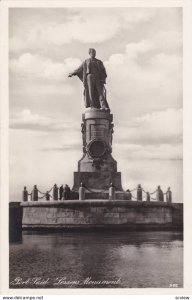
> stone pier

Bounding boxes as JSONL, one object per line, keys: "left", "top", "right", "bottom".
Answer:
{"left": 19, "top": 200, "right": 183, "bottom": 231}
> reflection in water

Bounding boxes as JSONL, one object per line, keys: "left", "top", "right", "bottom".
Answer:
{"left": 9, "top": 231, "right": 183, "bottom": 288}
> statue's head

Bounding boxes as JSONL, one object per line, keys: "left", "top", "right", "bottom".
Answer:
{"left": 88, "top": 48, "right": 96, "bottom": 58}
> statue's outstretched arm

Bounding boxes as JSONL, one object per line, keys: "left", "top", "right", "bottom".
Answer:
{"left": 68, "top": 63, "right": 83, "bottom": 77}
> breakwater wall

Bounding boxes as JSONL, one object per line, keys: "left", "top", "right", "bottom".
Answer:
{"left": 13, "top": 200, "right": 183, "bottom": 230}
{"left": 9, "top": 202, "right": 23, "bottom": 242}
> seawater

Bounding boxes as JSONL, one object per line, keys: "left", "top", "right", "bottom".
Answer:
{"left": 9, "top": 231, "right": 183, "bottom": 288}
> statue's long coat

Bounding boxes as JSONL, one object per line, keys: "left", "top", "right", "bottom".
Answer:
{"left": 73, "top": 58, "right": 107, "bottom": 108}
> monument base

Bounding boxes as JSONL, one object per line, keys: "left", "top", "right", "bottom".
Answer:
{"left": 73, "top": 109, "right": 124, "bottom": 192}
{"left": 73, "top": 171, "right": 123, "bottom": 192}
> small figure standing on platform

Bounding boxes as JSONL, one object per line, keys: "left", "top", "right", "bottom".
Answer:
{"left": 137, "top": 184, "right": 142, "bottom": 201}
{"left": 126, "top": 189, "right": 132, "bottom": 201}
{"left": 22, "top": 186, "right": 29, "bottom": 202}
{"left": 53, "top": 184, "right": 59, "bottom": 201}
{"left": 45, "top": 191, "right": 52, "bottom": 201}
{"left": 109, "top": 182, "right": 115, "bottom": 200}
{"left": 79, "top": 182, "right": 86, "bottom": 200}
{"left": 156, "top": 186, "right": 164, "bottom": 202}
{"left": 59, "top": 184, "right": 64, "bottom": 200}
{"left": 146, "top": 192, "right": 150, "bottom": 202}
{"left": 166, "top": 187, "right": 172, "bottom": 203}
{"left": 32, "top": 185, "right": 38, "bottom": 201}
{"left": 63, "top": 184, "right": 71, "bottom": 200}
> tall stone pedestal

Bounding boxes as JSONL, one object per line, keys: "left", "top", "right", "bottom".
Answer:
{"left": 73, "top": 109, "right": 123, "bottom": 192}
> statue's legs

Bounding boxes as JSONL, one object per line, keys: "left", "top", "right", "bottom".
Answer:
{"left": 87, "top": 74, "right": 108, "bottom": 109}
{"left": 95, "top": 81, "right": 108, "bottom": 109}
{"left": 87, "top": 74, "right": 97, "bottom": 108}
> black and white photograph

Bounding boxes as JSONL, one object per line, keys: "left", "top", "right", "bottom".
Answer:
{"left": 1, "top": 0, "right": 189, "bottom": 294}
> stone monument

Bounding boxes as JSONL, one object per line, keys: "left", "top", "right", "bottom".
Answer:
{"left": 69, "top": 48, "right": 123, "bottom": 192}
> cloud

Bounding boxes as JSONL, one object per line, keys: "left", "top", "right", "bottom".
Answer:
{"left": 10, "top": 109, "right": 79, "bottom": 132}
{"left": 152, "top": 30, "right": 182, "bottom": 53}
{"left": 10, "top": 34, "right": 182, "bottom": 107}
{"left": 105, "top": 38, "right": 182, "bottom": 118}
{"left": 9, "top": 8, "right": 156, "bottom": 52}
{"left": 113, "top": 108, "right": 182, "bottom": 161}
{"left": 106, "top": 37, "right": 181, "bottom": 71}
{"left": 116, "top": 108, "right": 182, "bottom": 145}
{"left": 114, "top": 143, "right": 182, "bottom": 161}
{"left": 10, "top": 108, "right": 182, "bottom": 161}
{"left": 10, "top": 53, "right": 81, "bottom": 81}
{"left": 42, "top": 144, "right": 81, "bottom": 152}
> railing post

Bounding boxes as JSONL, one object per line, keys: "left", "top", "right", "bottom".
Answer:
{"left": 109, "top": 183, "right": 115, "bottom": 200}
{"left": 32, "top": 185, "right": 38, "bottom": 201}
{"left": 137, "top": 184, "right": 142, "bottom": 201}
{"left": 22, "top": 186, "right": 28, "bottom": 202}
{"left": 79, "top": 182, "right": 86, "bottom": 200}
{"left": 166, "top": 187, "right": 172, "bottom": 203}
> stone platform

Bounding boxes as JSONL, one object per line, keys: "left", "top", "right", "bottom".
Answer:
{"left": 73, "top": 171, "right": 122, "bottom": 191}
{"left": 71, "top": 190, "right": 135, "bottom": 200}
{"left": 16, "top": 200, "right": 183, "bottom": 231}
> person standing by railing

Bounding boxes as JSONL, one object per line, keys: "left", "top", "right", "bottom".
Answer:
{"left": 22, "top": 186, "right": 31, "bottom": 202}
{"left": 126, "top": 189, "right": 132, "bottom": 201}
{"left": 45, "top": 191, "right": 52, "bottom": 201}
{"left": 53, "top": 184, "right": 59, "bottom": 201}
{"left": 59, "top": 184, "right": 64, "bottom": 200}
{"left": 146, "top": 192, "right": 150, "bottom": 202}
{"left": 156, "top": 186, "right": 164, "bottom": 202}
{"left": 63, "top": 184, "right": 71, "bottom": 200}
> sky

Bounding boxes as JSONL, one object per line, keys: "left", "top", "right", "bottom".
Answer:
{"left": 9, "top": 7, "right": 182, "bottom": 202}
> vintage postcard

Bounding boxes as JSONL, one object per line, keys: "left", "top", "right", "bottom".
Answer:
{"left": 1, "top": 0, "right": 192, "bottom": 297}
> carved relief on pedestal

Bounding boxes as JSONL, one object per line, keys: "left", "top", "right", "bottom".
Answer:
{"left": 89, "top": 124, "right": 107, "bottom": 140}
{"left": 109, "top": 123, "right": 114, "bottom": 147}
{"left": 81, "top": 121, "right": 86, "bottom": 153}
{"left": 81, "top": 114, "right": 113, "bottom": 161}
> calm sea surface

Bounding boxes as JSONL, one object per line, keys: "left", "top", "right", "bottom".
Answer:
{"left": 9, "top": 231, "right": 183, "bottom": 289}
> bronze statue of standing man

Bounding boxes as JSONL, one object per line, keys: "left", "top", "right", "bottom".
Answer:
{"left": 68, "top": 48, "right": 110, "bottom": 111}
